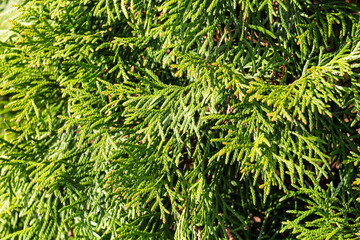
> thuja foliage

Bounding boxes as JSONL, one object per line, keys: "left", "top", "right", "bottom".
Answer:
{"left": 1, "top": 0, "right": 360, "bottom": 239}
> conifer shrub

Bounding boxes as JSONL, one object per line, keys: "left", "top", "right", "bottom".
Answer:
{"left": 1, "top": 0, "right": 360, "bottom": 239}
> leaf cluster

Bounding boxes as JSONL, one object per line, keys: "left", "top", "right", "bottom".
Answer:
{"left": 1, "top": 0, "right": 360, "bottom": 239}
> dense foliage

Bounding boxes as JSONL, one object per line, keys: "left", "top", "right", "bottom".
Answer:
{"left": 1, "top": 0, "right": 360, "bottom": 239}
